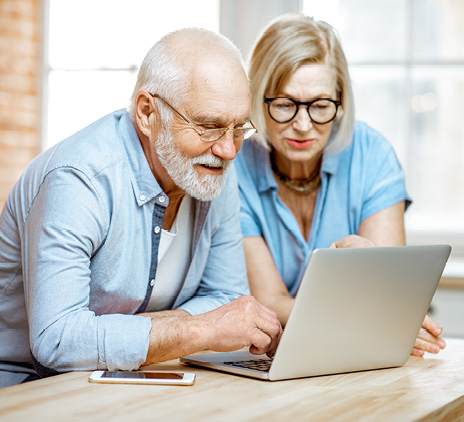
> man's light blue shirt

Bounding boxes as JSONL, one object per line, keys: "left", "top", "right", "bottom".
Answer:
{"left": 236, "top": 121, "right": 411, "bottom": 296}
{"left": 0, "top": 109, "right": 248, "bottom": 378}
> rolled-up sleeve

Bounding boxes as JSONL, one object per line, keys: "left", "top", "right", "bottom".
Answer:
{"left": 23, "top": 167, "right": 151, "bottom": 373}
{"left": 359, "top": 132, "right": 412, "bottom": 222}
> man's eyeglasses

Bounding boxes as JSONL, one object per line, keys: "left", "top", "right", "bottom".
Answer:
{"left": 149, "top": 93, "right": 257, "bottom": 142}
{"left": 264, "top": 97, "right": 341, "bottom": 124}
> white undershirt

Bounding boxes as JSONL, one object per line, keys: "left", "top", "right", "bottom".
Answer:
{"left": 146, "top": 195, "right": 193, "bottom": 312}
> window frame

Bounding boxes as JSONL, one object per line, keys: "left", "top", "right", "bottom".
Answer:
{"left": 41, "top": 0, "right": 464, "bottom": 275}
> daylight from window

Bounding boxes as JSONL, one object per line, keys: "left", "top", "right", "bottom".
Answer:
{"left": 304, "top": 0, "right": 464, "bottom": 241}
{"left": 46, "top": 0, "right": 219, "bottom": 150}
{"left": 46, "top": 0, "right": 464, "bottom": 263}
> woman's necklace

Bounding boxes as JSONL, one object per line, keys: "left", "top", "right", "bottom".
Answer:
{"left": 270, "top": 153, "right": 321, "bottom": 193}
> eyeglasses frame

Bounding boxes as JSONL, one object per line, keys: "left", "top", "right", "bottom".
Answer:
{"left": 148, "top": 92, "right": 257, "bottom": 142}
{"left": 264, "top": 96, "right": 342, "bottom": 125}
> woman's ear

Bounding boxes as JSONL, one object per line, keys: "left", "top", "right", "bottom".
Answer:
{"left": 134, "top": 90, "right": 161, "bottom": 138}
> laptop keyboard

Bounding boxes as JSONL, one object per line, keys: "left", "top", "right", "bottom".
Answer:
{"left": 223, "top": 359, "right": 272, "bottom": 372}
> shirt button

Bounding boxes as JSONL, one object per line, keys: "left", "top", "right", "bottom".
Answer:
{"left": 150, "top": 279, "right": 155, "bottom": 287}
{"left": 158, "top": 195, "right": 165, "bottom": 203}
{"left": 154, "top": 226, "right": 161, "bottom": 234}
{"left": 140, "top": 194, "right": 146, "bottom": 201}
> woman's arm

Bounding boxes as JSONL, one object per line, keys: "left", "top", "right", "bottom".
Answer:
{"left": 358, "top": 201, "right": 406, "bottom": 246}
{"left": 243, "top": 236, "right": 295, "bottom": 327}
{"left": 328, "top": 202, "right": 405, "bottom": 248}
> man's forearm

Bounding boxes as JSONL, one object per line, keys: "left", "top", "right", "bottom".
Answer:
{"left": 140, "top": 309, "right": 208, "bottom": 365}
{"left": 140, "top": 296, "right": 283, "bottom": 365}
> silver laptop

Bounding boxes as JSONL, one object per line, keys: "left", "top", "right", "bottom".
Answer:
{"left": 180, "top": 245, "right": 451, "bottom": 381}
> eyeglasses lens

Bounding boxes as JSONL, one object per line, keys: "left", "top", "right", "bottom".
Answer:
{"left": 269, "top": 99, "right": 337, "bottom": 124}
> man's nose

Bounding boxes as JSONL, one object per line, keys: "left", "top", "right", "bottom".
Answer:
{"left": 211, "top": 129, "right": 242, "bottom": 161}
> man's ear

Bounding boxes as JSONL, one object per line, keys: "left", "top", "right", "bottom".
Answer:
{"left": 134, "top": 90, "right": 161, "bottom": 138}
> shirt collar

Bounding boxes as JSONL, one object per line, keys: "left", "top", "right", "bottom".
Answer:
{"left": 118, "top": 110, "right": 164, "bottom": 206}
{"left": 256, "top": 145, "right": 278, "bottom": 194}
{"left": 320, "top": 140, "right": 340, "bottom": 176}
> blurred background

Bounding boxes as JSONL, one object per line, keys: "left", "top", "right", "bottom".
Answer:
{"left": 0, "top": 0, "right": 463, "bottom": 336}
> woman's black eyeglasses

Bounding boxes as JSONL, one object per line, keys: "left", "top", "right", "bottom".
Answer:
{"left": 264, "top": 97, "right": 341, "bottom": 124}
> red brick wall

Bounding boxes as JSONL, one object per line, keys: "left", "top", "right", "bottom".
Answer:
{"left": 0, "top": 0, "right": 42, "bottom": 209}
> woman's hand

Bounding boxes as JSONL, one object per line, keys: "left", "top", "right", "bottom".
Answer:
{"left": 328, "top": 234, "right": 374, "bottom": 249}
{"left": 411, "top": 315, "right": 446, "bottom": 356}
{"left": 243, "top": 236, "right": 295, "bottom": 327}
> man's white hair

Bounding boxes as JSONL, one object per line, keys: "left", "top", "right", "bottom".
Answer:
{"left": 127, "top": 27, "right": 246, "bottom": 123}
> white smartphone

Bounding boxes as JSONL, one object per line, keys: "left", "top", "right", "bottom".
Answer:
{"left": 89, "top": 370, "right": 195, "bottom": 385}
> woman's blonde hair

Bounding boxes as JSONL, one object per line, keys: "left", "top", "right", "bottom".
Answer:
{"left": 248, "top": 13, "right": 355, "bottom": 152}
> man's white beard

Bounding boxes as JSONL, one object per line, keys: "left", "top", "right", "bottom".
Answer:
{"left": 156, "top": 126, "right": 231, "bottom": 201}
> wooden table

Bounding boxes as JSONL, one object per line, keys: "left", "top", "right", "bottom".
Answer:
{"left": 439, "top": 276, "right": 464, "bottom": 289}
{"left": 1, "top": 339, "right": 464, "bottom": 422}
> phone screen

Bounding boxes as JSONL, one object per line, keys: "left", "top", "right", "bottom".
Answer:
{"left": 89, "top": 370, "right": 195, "bottom": 385}
{"left": 100, "top": 371, "right": 183, "bottom": 380}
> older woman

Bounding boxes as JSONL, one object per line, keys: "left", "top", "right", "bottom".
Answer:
{"left": 236, "top": 13, "right": 445, "bottom": 356}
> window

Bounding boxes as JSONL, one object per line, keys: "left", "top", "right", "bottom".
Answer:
{"left": 303, "top": 0, "right": 464, "bottom": 272}
{"left": 44, "top": 0, "right": 464, "bottom": 273}
{"left": 45, "top": 0, "right": 219, "bottom": 150}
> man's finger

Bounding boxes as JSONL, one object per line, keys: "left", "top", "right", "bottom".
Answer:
{"left": 248, "top": 330, "right": 274, "bottom": 355}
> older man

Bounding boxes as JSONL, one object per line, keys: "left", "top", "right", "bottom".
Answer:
{"left": 0, "top": 28, "right": 282, "bottom": 387}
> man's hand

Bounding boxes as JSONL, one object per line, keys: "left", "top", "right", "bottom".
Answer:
{"left": 328, "top": 235, "right": 374, "bottom": 249}
{"left": 411, "top": 315, "right": 446, "bottom": 356}
{"left": 198, "top": 295, "right": 282, "bottom": 357}
{"left": 142, "top": 295, "right": 282, "bottom": 365}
